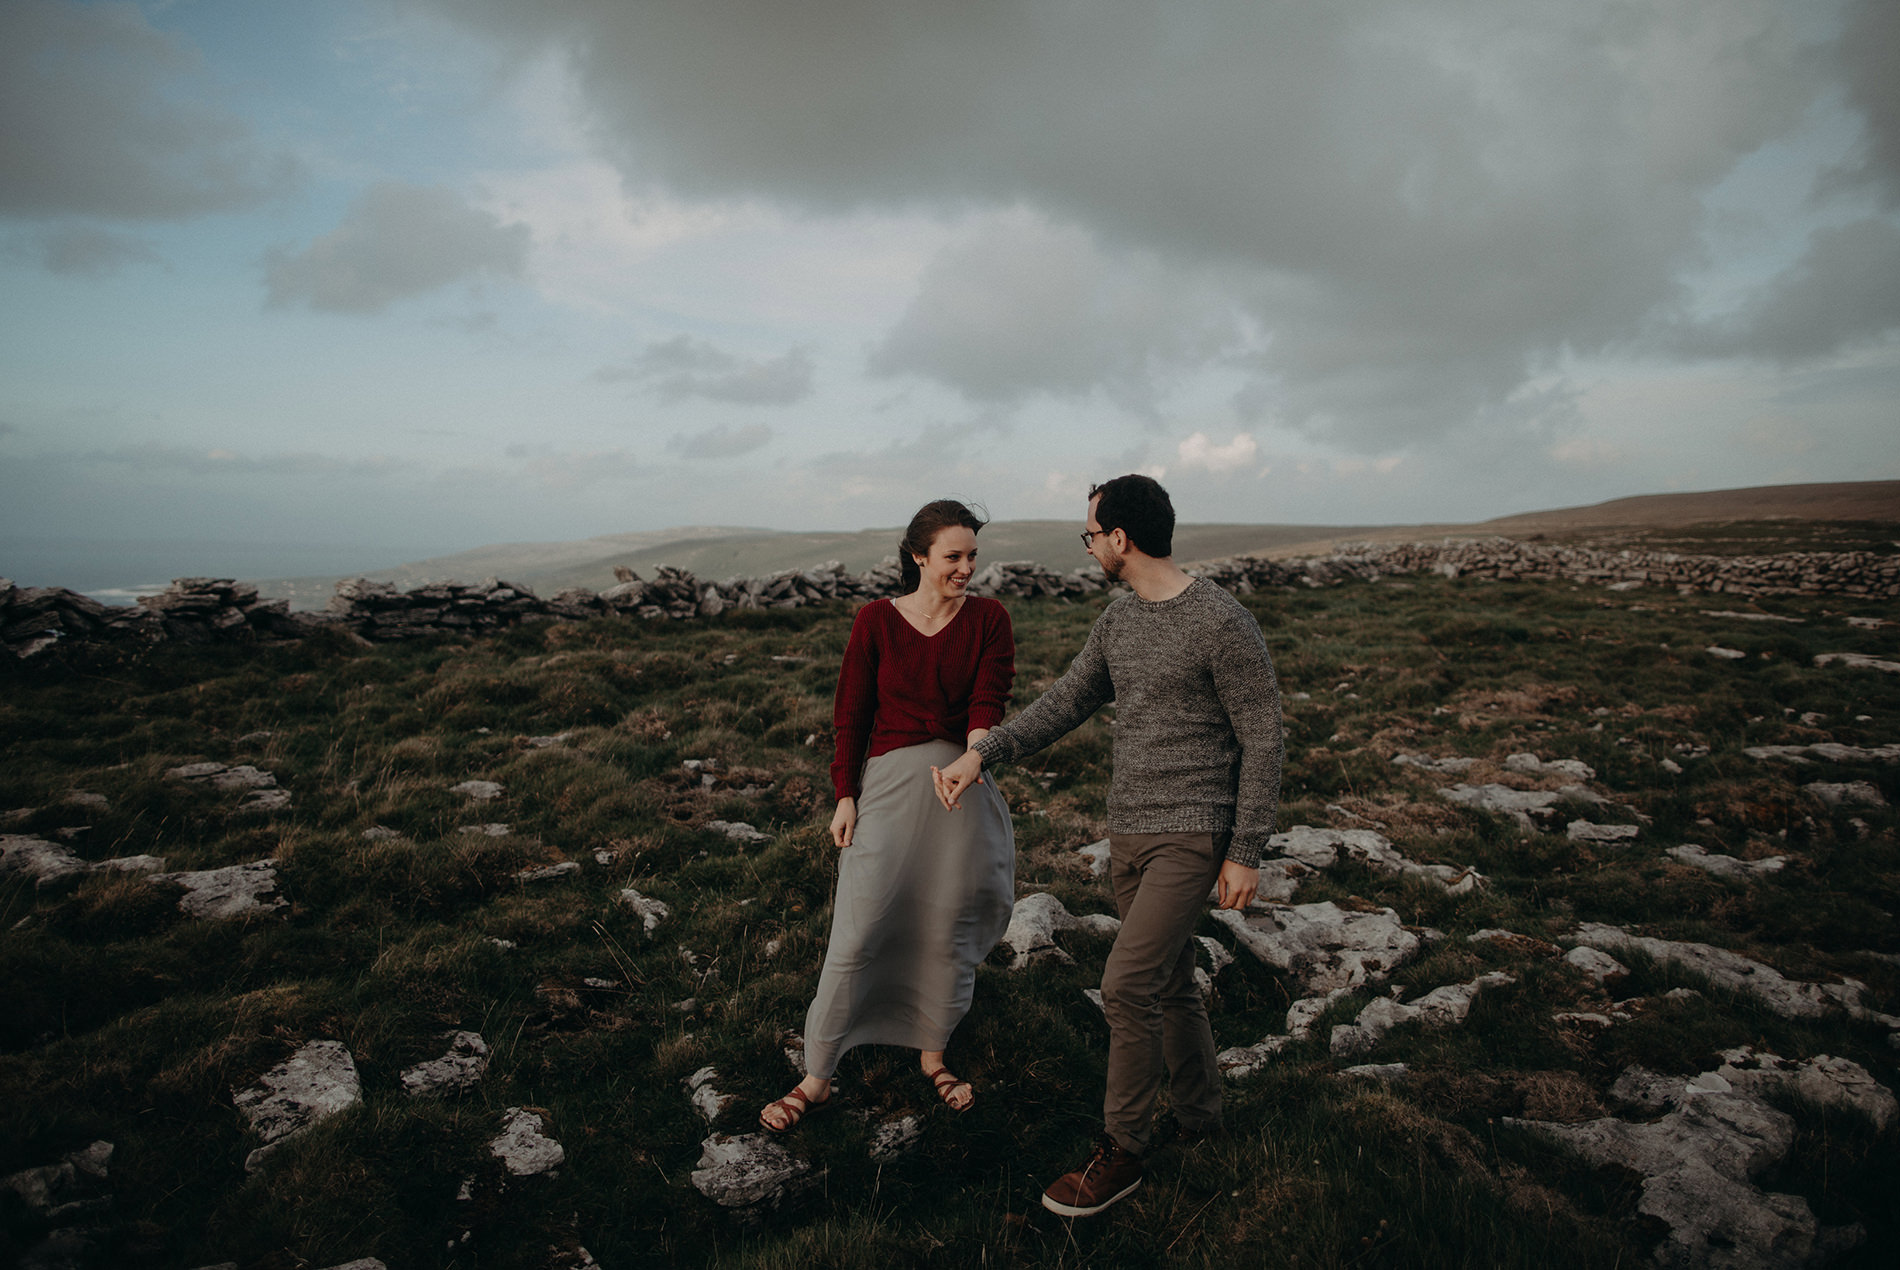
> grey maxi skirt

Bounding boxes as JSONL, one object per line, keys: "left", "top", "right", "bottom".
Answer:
{"left": 803, "top": 738, "right": 1015, "bottom": 1079}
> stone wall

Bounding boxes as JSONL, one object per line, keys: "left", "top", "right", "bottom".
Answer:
{"left": 6, "top": 537, "right": 1895, "bottom": 661}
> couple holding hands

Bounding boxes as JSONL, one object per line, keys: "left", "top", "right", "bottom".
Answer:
{"left": 759, "top": 475, "right": 1284, "bottom": 1219}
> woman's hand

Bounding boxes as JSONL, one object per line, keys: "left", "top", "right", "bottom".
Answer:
{"left": 931, "top": 749, "right": 985, "bottom": 811}
{"left": 830, "top": 797, "right": 857, "bottom": 849}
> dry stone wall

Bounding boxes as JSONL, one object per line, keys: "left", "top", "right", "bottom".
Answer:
{"left": 6, "top": 535, "right": 1895, "bottom": 661}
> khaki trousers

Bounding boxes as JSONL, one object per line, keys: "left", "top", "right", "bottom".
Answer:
{"left": 1101, "top": 830, "right": 1226, "bottom": 1155}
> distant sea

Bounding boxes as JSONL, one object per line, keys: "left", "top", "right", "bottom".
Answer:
{"left": 0, "top": 538, "right": 442, "bottom": 605}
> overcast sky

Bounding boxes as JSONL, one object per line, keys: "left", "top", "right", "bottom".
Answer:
{"left": 2, "top": 0, "right": 1896, "bottom": 586}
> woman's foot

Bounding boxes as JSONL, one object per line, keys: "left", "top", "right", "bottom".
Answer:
{"left": 759, "top": 1078, "right": 830, "bottom": 1133}
{"left": 924, "top": 1065, "right": 974, "bottom": 1112}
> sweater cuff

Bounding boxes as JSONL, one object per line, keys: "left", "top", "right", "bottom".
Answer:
{"left": 1224, "top": 833, "right": 1267, "bottom": 869}
{"left": 972, "top": 731, "right": 1013, "bottom": 768}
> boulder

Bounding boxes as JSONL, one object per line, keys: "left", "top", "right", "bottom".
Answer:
{"left": 1210, "top": 901, "right": 1423, "bottom": 993}
{"left": 690, "top": 1132, "right": 814, "bottom": 1211}
{"left": 1707, "top": 1047, "right": 1896, "bottom": 1133}
{"left": 868, "top": 1115, "right": 923, "bottom": 1162}
{"left": 1666, "top": 845, "right": 1788, "bottom": 880}
{"left": 490, "top": 1107, "right": 565, "bottom": 1176}
{"left": 1804, "top": 780, "right": 1886, "bottom": 809}
{"left": 1329, "top": 973, "right": 1513, "bottom": 1057}
{"left": 400, "top": 1031, "right": 489, "bottom": 1097}
{"left": 997, "top": 892, "right": 1121, "bottom": 970}
{"left": 685, "top": 1066, "right": 737, "bottom": 1125}
{"left": 151, "top": 859, "right": 285, "bottom": 920}
{"left": 1563, "top": 945, "right": 1629, "bottom": 986}
{"left": 233, "top": 1041, "right": 361, "bottom": 1172}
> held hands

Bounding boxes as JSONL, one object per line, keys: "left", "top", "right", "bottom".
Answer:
{"left": 930, "top": 749, "right": 985, "bottom": 811}
{"left": 1214, "top": 860, "right": 1259, "bottom": 910}
{"left": 830, "top": 797, "right": 857, "bottom": 849}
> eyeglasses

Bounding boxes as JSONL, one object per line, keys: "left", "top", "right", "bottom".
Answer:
{"left": 1080, "top": 528, "right": 1107, "bottom": 547}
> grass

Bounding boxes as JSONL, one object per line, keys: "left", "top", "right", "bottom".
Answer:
{"left": 2, "top": 571, "right": 1897, "bottom": 1268}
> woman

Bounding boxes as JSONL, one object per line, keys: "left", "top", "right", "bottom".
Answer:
{"left": 760, "top": 499, "right": 1016, "bottom": 1132}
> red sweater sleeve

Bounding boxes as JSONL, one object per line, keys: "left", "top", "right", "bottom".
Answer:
{"left": 830, "top": 604, "right": 880, "bottom": 799}
{"left": 967, "top": 600, "right": 1015, "bottom": 733}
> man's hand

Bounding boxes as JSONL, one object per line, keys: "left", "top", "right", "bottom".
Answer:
{"left": 830, "top": 797, "right": 857, "bottom": 848}
{"left": 1215, "top": 860, "right": 1259, "bottom": 910}
{"left": 931, "top": 749, "right": 985, "bottom": 810}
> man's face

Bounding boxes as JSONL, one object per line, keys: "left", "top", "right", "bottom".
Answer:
{"left": 1085, "top": 496, "right": 1124, "bottom": 580}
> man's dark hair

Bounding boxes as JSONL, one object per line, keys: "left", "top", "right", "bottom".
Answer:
{"left": 1089, "top": 474, "right": 1174, "bottom": 558}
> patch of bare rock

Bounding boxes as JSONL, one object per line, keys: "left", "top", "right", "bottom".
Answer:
{"left": 490, "top": 1107, "right": 565, "bottom": 1177}
{"left": 1330, "top": 972, "right": 1515, "bottom": 1057}
{"left": 165, "top": 761, "right": 289, "bottom": 812}
{"left": 998, "top": 892, "right": 1122, "bottom": 970}
{"left": 1744, "top": 742, "right": 1900, "bottom": 764}
{"left": 233, "top": 1040, "right": 361, "bottom": 1172}
{"left": 401, "top": 1031, "right": 490, "bottom": 1097}
{"left": 1511, "top": 1047, "right": 1893, "bottom": 1269}
{"left": 151, "top": 859, "right": 285, "bottom": 920}
{"left": 2, "top": 1140, "right": 117, "bottom": 1269}
{"left": 1666, "top": 844, "right": 1788, "bottom": 879}
{"left": 1439, "top": 783, "right": 1603, "bottom": 833}
{"left": 1261, "top": 825, "right": 1484, "bottom": 896}
{"left": 616, "top": 888, "right": 670, "bottom": 934}
{"left": 690, "top": 1133, "right": 816, "bottom": 1218}
{"left": 0, "top": 834, "right": 164, "bottom": 888}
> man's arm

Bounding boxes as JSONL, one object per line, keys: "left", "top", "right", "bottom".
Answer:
{"left": 934, "top": 617, "right": 1115, "bottom": 809}
{"left": 1210, "top": 607, "right": 1284, "bottom": 869}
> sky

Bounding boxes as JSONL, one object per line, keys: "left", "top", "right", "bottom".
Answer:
{"left": 2, "top": 0, "right": 1897, "bottom": 589}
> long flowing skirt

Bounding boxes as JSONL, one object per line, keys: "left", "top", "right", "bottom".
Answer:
{"left": 803, "top": 738, "right": 1015, "bottom": 1078}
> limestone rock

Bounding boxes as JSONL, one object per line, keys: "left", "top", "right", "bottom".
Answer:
{"left": 1440, "top": 783, "right": 1600, "bottom": 832}
{"left": 1567, "top": 820, "right": 1640, "bottom": 843}
{"left": 1196, "top": 935, "right": 1234, "bottom": 976}
{"left": 1287, "top": 987, "right": 1355, "bottom": 1039}
{"left": 617, "top": 888, "right": 670, "bottom": 933}
{"left": 1392, "top": 753, "right": 1476, "bottom": 774}
{"left": 1563, "top": 945, "right": 1629, "bottom": 985}
{"left": 1804, "top": 780, "right": 1886, "bottom": 809}
{"left": 1216, "top": 1033, "right": 1291, "bottom": 1079}
{"left": 690, "top": 1132, "right": 814, "bottom": 1211}
{"left": 1710, "top": 1047, "right": 1896, "bottom": 1133}
{"left": 1210, "top": 901, "right": 1423, "bottom": 993}
{"left": 1075, "top": 838, "right": 1110, "bottom": 876}
{"left": 1342, "top": 1063, "right": 1410, "bottom": 1081}
{"left": 1, "top": 1140, "right": 113, "bottom": 1214}
{"left": 1467, "top": 928, "right": 1563, "bottom": 958}
{"left": 1743, "top": 742, "right": 1900, "bottom": 764}
{"left": 234, "top": 1041, "right": 361, "bottom": 1172}
{"left": 1506, "top": 753, "right": 1597, "bottom": 781}
{"left": 1265, "top": 825, "right": 1483, "bottom": 893}
{"left": 685, "top": 1066, "right": 737, "bottom": 1125}
{"left": 400, "top": 1031, "right": 489, "bottom": 1097}
{"left": 240, "top": 787, "right": 291, "bottom": 813}
{"left": 451, "top": 780, "right": 504, "bottom": 800}
{"left": 0, "top": 834, "right": 88, "bottom": 885}
{"left": 490, "top": 1107, "right": 565, "bottom": 1176}
{"left": 868, "top": 1114, "right": 923, "bottom": 1162}
{"left": 164, "top": 762, "right": 278, "bottom": 790}
{"left": 998, "top": 892, "right": 1120, "bottom": 970}
{"left": 460, "top": 823, "right": 511, "bottom": 836}
{"left": 361, "top": 825, "right": 403, "bottom": 841}
{"left": 1705, "top": 645, "right": 1747, "bottom": 660}
{"left": 515, "top": 861, "right": 581, "bottom": 883}
{"left": 152, "top": 859, "right": 285, "bottom": 920}
{"left": 1509, "top": 1092, "right": 1862, "bottom": 1269}
{"left": 1329, "top": 972, "right": 1513, "bottom": 1056}
{"left": 1814, "top": 651, "right": 1900, "bottom": 674}
{"left": 704, "top": 820, "right": 770, "bottom": 845}
{"left": 1571, "top": 924, "right": 1870, "bottom": 1021}
{"left": 1666, "top": 844, "right": 1788, "bottom": 880}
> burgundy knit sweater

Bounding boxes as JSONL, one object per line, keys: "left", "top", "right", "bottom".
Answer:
{"left": 830, "top": 596, "right": 1015, "bottom": 800}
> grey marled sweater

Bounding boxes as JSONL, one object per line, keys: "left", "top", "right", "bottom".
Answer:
{"left": 972, "top": 578, "right": 1283, "bottom": 867}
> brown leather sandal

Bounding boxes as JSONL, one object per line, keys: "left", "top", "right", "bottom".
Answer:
{"left": 925, "top": 1066, "right": 974, "bottom": 1112}
{"left": 759, "top": 1084, "right": 828, "bottom": 1133}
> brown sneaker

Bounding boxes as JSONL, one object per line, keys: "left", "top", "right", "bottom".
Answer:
{"left": 1040, "top": 1136, "right": 1143, "bottom": 1217}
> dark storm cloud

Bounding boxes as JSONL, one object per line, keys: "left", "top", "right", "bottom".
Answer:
{"left": 0, "top": 0, "right": 295, "bottom": 220}
{"left": 264, "top": 184, "right": 529, "bottom": 314}
{"left": 1838, "top": 0, "right": 1900, "bottom": 203}
{"left": 595, "top": 336, "right": 814, "bottom": 405}
{"left": 1682, "top": 218, "right": 1900, "bottom": 362}
{"left": 437, "top": 1, "right": 1885, "bottom": 446}
{"left": 4, "top": 225, "right": 164, "bottom": 276}
{"left": 665, "top": 423, "right": 773, "bottom": 459}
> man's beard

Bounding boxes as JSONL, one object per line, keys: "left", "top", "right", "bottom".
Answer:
{"left": 1097, "top": 549, "right": 1123, "bottom": 581}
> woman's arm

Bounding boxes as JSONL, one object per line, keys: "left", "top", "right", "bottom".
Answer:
{"left": 829, "top": 606, "right": 880, "bottom": 801}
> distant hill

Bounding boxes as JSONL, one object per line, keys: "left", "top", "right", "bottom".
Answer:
{"left": 248, "top": 479, "right": 1900, "bottom": 609}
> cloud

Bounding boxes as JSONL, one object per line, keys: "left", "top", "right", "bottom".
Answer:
{"left": 1548, "top": 436, "right": 1627, "bottom": 467}
{"left": 0, "top": 0, "right": 295, "bottom": 219}
{"left": 666, "top": 423, "right": 773, "bottom": 459}
{"left": 83, "top": 441, "right": 398, "bottom": 478}
{"left": 4, "top": 224, "right": 163, "bottom": 276}
{"left": 436, "top": 0, "right": 1849, "bottom": 448}
{"left": 1682, "top": 218, "right": 1900, "bottom": 361}
{"left": 596, "top": 336, "right": 814, "bottom": 404}
{"left": 1838, "top": 0, "right": 1900, "bottom": 204}
{"left": 264, "top": 184, "right": 529, "bottom": 314}
{"left": 503, "top": 445, "right": 647, "bottom": 490}
{"left": 867, "top": 210, "right": 1245, "bottom": 409}
{"left": 1176, "top": 431, "right": 1259, "bottom": 474}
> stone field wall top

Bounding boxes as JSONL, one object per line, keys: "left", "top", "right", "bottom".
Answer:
{"left": 6, "top": 535, "right": 1897, "bottom": 661}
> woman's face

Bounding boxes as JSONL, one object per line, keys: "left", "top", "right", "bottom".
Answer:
{"left": 914, "top": 525, "right": 978, "bottom": 598}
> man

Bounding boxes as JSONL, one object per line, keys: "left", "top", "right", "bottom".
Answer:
{"left": 934, "top": 474, "right": 1283, "bottom": 1218}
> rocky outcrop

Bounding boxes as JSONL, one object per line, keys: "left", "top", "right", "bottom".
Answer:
{"left": 233, "top": 1040, "right": 361, "bottom": 1172}
{"left": 0, "top": 835, "right": 164, "bottom": 888}
{"left": 1329, "top": 972, "right": 1514, "bottom": 1057}
{"left": 151, "top": 859, "right": 285, "bottom": 920}
{"left": 690, "top": 1133, "right": 815, "bottom": 1215}
{"left": 489, "top": 1107, "right": 565, "bottom": 1176}
{"left": 1211, "top": 901, "right": 1427, "bottom": 994}
{"left": 400, "top": 1031, "right": 490, "bottom": 1097}
{"left": 997, "top": 892, "right": 1122, "bottom": 970}
{"left": 1264, "top": 825, "right": 1484, "bottom": 895}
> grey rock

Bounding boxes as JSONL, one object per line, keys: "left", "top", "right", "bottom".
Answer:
{"left": 1211, "top": 901, "right": 1423, "bottom": 993}
{"left": 1196, "top": 935, "right": 1234, "bottom": 976}
{"left": 152, "top": 858, "right": 285, "bottom": 920}
{"left": 1330, "top": 972, "right": 1513, "bottom": 1057}
{"left": 1440, "top": 783, "right": 1600, "bottom": 832}
{"left": 361, "top": 825, "right": 403, "bottom": 841}
{"left": 690, "top": 1132, "right": 814, "bottom": 1210}
{"left": 1666, "top": 844, "right": 1788, "bottom": 879}
{"left": 1804, "top": 780, "right": 1886, "bottom": 809}
{"left": 1567, "top": 820, "right": 1640, "bottom": 843}
{"left": 1509, "top": 1092, "right": 1861, "bottom": 1269}
{"left": 400, "top": 1031, "right": 489, "bottom": 1097}
{"left": 868, "top": 1114, "right": 924, "bottom": 1162}
{"left": 1216, "top": 1033, "right": 1292, "bottom": 1079}
{"left": 998, "top": 892, "right": 1121, "bottom": 970}
{"left": 1392, "top": 753, "right": 1477, "bottom": 774}
{"left": 0, "top": 834, "right": 87, "bottom": 884}
{"left": 450, "top": 780, "right": 504, "bottom": 800}
{"left": 1506, "top": 752, "right": 1597, "bottom": 781}
{"left": 617, "top": 888, "right": 671, "bottom": 933}
{"left": 490, "top": 1107, "right": 564, "bottom": 1176}
{"left": 1287, "top": 987, "right": 1355, "bottom": 1039}
{"left": 515, "top": 861, "right": 581, "bottom": 883}
{"left": 1710, "top": 1046, "right": 1896, "bottom": 1133}
{"left": 1563, "top": 945, "right": 1629, "bottom": 985}
{"left": 63, "top": 791, "right": 109, "bottom": 809}
{"left": 526, "top": 732, "right": 575, "bottom": 748}
{"left": 1265, "top": 824, "right": 1483, "bottom": 893}
{"left": 240, "top": 786, "right": 291, "bottom": 813}
{"left": 234, "top": 1040, "right": 361, "bottom": 1172}
{"left": 685, "top": 1066, "right": 737, "bottom": 1124}
{"left": 1571, "top": 924, "right": 1871, "bottom": 1021}
{"left": 1, "top": 1141, "right": 113, "bottom": 1214}
{"left": 1744, "top": 742, "right": 1900, "bottom": 764}
{"left": 1342, "top": 1063, "right": 1409, "bottom": 1081}
{"left": 1075, "top": 838, "right": 1111, "bottom": 876}
{"left": 1814, "top": 651, "right": 1900, "bottom": 674}
{"left": 165, "top": 762, "right": 278, "bottom": 791}
{"left": 704, "top": 820, "right": 771, "bottom": 845}
{"left": 1705, "top": 645, "right": 1747, "bottom": 660}
{"left": 459, "top": 823, "right": 511, "bottom": 836}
